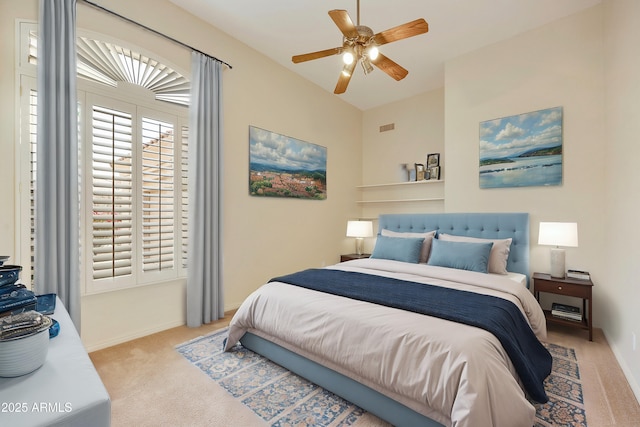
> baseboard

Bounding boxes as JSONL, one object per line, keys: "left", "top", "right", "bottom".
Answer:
{"left": 85, "top": 304, "right": 242, "bottom": 353}
{"left": 225, "top": 301, "right": 243, "bottom": 312}
{"left": 602, "top": 329, "right": 640, "bottom": 405}
{"left": 85, "top": 319, "right": 184, "bottom": 352}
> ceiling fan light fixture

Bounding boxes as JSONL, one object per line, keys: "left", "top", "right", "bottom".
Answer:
{"left": 342, "top": 50, "right": 355, "bottom": 65}
{"left": 367, "top": 45, "right": 379, "bottom": 61}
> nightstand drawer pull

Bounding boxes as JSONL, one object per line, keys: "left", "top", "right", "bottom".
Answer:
{"left": 558, "top": 286, "right": 562, "bottom": 290}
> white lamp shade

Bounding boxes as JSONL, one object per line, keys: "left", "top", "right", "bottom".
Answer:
{"left": 346, "top": 220, "right": 373, "bottom": 238}
{"left": 538, "top": 222, "right": 578, "bottom": 247}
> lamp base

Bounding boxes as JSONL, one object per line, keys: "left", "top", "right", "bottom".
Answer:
{"left": 355, "top": 237, "right": 364, "bottom": 256}
{"left": 550, "top": 248, "right": 566, "bottom": 278}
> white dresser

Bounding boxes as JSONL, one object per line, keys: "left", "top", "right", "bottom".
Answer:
{"left": 0, "top": 298, "right": 111, "bottom": 426}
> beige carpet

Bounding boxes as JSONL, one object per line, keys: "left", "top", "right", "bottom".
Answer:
{"left": 90, "top": 315, "right": 640, "bottom": 427}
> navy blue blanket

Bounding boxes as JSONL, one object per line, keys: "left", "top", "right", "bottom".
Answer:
{"left": 270, "top": 268, "right": 552, "bottom": 403}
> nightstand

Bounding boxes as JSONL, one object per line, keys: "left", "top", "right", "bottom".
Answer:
{"left": 340, "top": 253, "right": 371, "bottom": 262}
{"left": 533, "top": 272, "right": 593, "bottom": 341}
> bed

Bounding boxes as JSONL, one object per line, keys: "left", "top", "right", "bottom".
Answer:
{"left": 225, "top": 213, "right": 551, "bottom": 427}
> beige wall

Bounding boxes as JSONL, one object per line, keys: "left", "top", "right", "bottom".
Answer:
{"left": 359, "top": 89, "right": 445, "bottom": 250}
{"left": 603, "top": 0, "right": 640, "bottom": 400}
{"left": 1, "top": 0, "right": 362, "bottom": 350}
{"left": 444, "top": 4, "right": 606, "bottom": 288}
{"left": 362, "top": 88, "right": 445, "bottom": 185}
{"left": 364, "top": 7, "right": 606, "bottom": 286}
{"left": 362, "top": 2, "right": 638, "bottom": 399}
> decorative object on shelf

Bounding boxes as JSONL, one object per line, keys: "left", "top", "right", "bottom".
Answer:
{"left": 479, "top": 106, "right": 563, "bottom": 189}
{"left": 346, "top": 220, "right": 373, "bottom": 255}
{"left": 427, "top": 165, "right": 440, "bottom": 180}
{"left": 538, "top": 221, "right": 578, "bottom": 278}
{"left": 400, "top": 163, "right": 417, "bottom": 181}
{"left": 415, "top": 163, "right": 426, "bottom": 181}
{"left": 400, "top": 164, "right": 410, "bottom": 181}
{"left": 249, "top": 126, "right": 327, "bottom": 200}
{"left": 426, "top": 153, "right": 440, "bottom": 168}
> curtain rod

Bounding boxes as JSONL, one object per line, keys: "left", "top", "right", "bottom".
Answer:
{"left": 78, "top": 0, "right": 232, "bottom": 69}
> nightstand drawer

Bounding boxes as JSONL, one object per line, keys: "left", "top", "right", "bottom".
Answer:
{"left": 340, "top": 253, "right": 371, "bottom": 262}
{"left": 534, "top": 279, "right": 591, "bottom": 298}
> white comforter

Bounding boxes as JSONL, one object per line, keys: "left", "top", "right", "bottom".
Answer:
{"left": 225, "top": 259, "right": 547, "bottom": 427}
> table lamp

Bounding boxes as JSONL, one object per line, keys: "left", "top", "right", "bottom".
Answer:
{"left": 538, "top": 222, "right": 578, "bottom": 278}
{"left": 346, "top": 220, "right": 373, "bottom": 255}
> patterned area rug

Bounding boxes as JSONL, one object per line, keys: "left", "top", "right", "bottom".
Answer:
{"left": 534, "top": 342, "right": 587, "bottom": 426}
{"left": 177, "top": 329, "right": 586, "bottom": 427}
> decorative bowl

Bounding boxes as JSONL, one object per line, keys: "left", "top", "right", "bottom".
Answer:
{"left": 0, "top": 256, "right": 9, "bottom": 266}
{"left": 0, "top": 265, "right": 22, "bottom": 288}
{"left": 0, "top": 327, "right": 50, "bottom": 377}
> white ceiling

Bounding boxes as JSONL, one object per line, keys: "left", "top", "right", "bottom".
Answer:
{"left": 169, "top": 0, "right": 601, "bottom": 110}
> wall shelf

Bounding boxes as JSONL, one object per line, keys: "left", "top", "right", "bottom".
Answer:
{"left": 356, "top": 180, "right": 444, "bottom": 205}
{"left": 357, "top": 197, "right": 445, "bottom": 204}
{"left": 356, "top": 180, "right": 444, "bottom": 189}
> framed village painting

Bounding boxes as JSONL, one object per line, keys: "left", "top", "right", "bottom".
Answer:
{"left": 249, "top": 126, "right": 327, "bottom": 200}
{"left": 479, "top": 106, "right": 563, "bottom": 189}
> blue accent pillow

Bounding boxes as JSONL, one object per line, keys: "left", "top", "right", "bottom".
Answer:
{"left": 427, "top": 239, "right": 494, "bottom": 273}
{"left": 370, "top": 235, "right": 425, "bottom": 263}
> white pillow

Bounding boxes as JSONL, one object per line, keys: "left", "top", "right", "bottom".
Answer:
{"left": 438, "top": 233, "right": 512, "bottom": 275}
{"left": 381, "top": 229, "right": 436, "bottom": 263}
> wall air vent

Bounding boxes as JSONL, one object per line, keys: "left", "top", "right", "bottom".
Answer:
{"left": 379, "top": 123, "right": 395, "bottom": 132}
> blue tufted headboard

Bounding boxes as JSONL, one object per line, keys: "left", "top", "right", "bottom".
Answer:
{"left": 378, "top": 213, "right": 530, "bottom": 286}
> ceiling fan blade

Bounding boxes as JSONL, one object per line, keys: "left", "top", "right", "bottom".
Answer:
{"left": 334, "top": 61, "right": 357, "bottom": 94}
{"left": 373, "top": 18, "right": 429, "bottom": 46}
{"left": 371, "top": 53, "right": 408, "bottom": 81}
{"left": 328, "top": 10, "right": 359, "bottom": 39}
{"left": 292, "top": 47, "right": 342, "bottom": 64}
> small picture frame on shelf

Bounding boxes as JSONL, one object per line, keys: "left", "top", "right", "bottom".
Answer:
{"left": 415, "top": 163, "right": 426, "bottom": 181}
{"left": 427, "top": 153, "right": 440, "bottom": 168}
{"left": 428, "top": 166, "right": 440, "bottom": 180}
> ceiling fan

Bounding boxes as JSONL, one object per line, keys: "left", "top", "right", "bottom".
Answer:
{"left": 292, "top": 0, "right": 429, "bottom": 94}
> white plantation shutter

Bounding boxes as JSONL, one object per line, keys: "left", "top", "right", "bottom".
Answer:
{"left": 28, "top": 30, "right": 190, "bottom": 106}
{"left": 180, "top": 126, "right": 189, "bottom": 269}
{"left": 29, "top": 89, "right": 38, "bottom": 286}
{"left": 91, "top": 106, "right": 134, "bottom": 279}
{"left": 141, "top": 117, "right": 175, "bottom": 272}
{"left": 18, "top": 27, "right": 190, "bottom": 294}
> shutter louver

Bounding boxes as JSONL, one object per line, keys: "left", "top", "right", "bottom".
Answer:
{"left": 141, "top": 117, "right": 175, "bottom": 272}
{"left": 181, "top": 126, "right": 188, "bottom": 269}
{"left": 29, "top": 89, "right": 38, "bottom": 286}
{"left": 91, "top": 106, "right": 134, "bottom": 279}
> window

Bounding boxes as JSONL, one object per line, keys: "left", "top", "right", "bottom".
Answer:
{"left": 90, "top": 105, "right": 134, "bottom": 280}
{"left": 18, "top": 23, "right": 190, "bottom": 294}
{"left": 140, "top": 117, "right": 175, "bottom": 273}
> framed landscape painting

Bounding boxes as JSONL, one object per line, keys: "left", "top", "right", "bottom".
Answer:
{"left": 249, "top": 126, "right": 327, "bottom": 200}
{"left": 479, "top": 106, "right": 563, "bottom": 189}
